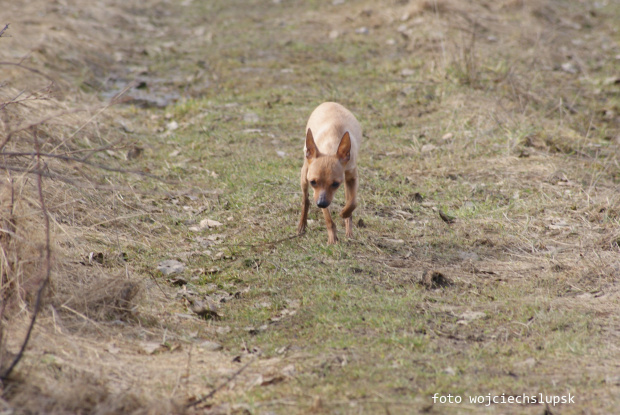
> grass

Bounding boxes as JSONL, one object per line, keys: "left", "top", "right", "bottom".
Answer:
{"left": 1, "top": 0, "right": 619, "bottom": 413}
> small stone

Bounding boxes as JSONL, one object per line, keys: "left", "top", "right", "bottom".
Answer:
{"left": 157, "top": 259, "right": 185, "bottom": 275}
{"left": 514, "top": 357, "right": 537, "bottom": 369}
{"left": 200, "top": 340, "right": 223, "bottom": 351}
{"left": 216, "top": 326, "right": 231, "bottom": 334}
{"left": 243, "top": 112, "right": 259, "bottom": 123}
{"left": 459, "top": 311, "right": 485, "bottom": 321}
{"left": 560, "top": 62, "right": 578, "bottom": 74}
{"left": 190, "top": 298, "right": 220, "bottom": 318}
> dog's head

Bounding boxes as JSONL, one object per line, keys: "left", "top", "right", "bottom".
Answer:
{"left": 304, "top": 128, "right": 351, "bottom": 209}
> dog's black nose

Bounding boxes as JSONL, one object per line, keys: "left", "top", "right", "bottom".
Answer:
{"left": 317, "top": 200, "right": 330, "bottom": 209}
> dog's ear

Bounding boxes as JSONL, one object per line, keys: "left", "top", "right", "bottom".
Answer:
{"left": 305, "top": 128, "right": 319, "bottom": 160}
{"left": 336, "top": 131, "right": 351, "bottom": 164}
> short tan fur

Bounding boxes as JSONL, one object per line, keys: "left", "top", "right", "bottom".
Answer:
{"left": 297, "top": 102, "right": 362, "bottom": 244}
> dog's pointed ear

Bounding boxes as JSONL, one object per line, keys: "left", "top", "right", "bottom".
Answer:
{"left": 305, "top": 128, "right": 319, "bottom": 160}
{"left": 337, "top": 131, "right": 351, "bottom": 164}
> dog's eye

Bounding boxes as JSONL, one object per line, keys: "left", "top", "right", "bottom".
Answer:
{"left": 310, "top": 180, "right": 317, "bottom": 187}
{"left": 331, "top": 182, "right": 340, "bottom": 188}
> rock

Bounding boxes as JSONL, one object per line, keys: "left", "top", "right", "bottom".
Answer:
{"left": 560, "top": 62, "right": 578, "bottom": 74}
{"left": 243, "top": 112, "right": 259, "bottom": 123}
{"left": 157, "top": 259, "right": 185, "bottom": 275}
{"left": 189, "top": 218, "right": 223, "bottom": 232}
{"left": 458, "top": 251, "right": 479, "bottom": 261}
{"left": 384, "top": 238, "right": 405, "bottom": 244}
{"left": 140, "top": 342, "right": 164, "bottom": 355}
{"left": 200, "top": 340, "right": 223, "bottom": 351}
{"left": 190, "top": 298, "right": 221, "bottom": 319}
{"left": 514, "top": 357, "right": 537, "bottom": 369}
{"left": 458, "top": 311, "right": 485, "bottom": 321}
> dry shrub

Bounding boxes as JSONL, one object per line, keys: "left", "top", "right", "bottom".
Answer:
{"left": 0, "top": 70, "right": 154, "bottom": 413}
{"left": 4, "top": 368, "right": 180, "bottom": 415}
{"left": 0, "top": 61, "right": 143, "bottom": 377}
{"left": 59, "top": 271, "right": 141, "bottom": 323}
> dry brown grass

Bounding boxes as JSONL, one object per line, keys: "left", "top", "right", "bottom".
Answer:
{"left": 0, "top": 0, "right": 619, "bottom": 413}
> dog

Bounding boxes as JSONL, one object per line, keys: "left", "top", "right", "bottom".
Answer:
{"left": 297, "top": 102, "right": 361, "bottom": 244}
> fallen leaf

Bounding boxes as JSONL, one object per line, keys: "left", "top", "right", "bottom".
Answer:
{"left": 438, "top": 210, "right": 456, "bottom": 224}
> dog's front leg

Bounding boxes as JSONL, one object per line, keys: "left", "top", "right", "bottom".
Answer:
{"left": 322, "top": 208, "right": 338, "bottom": 244}
{"left": 297, "top": 163, "right": 310, "bottom": 235}
{"left": 341, "top": 169, "right": 357, "bottom": 238}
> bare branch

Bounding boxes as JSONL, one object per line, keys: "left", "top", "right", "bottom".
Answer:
{"left": 0, "top": 108, "right": 85, "bottom": 153}
{"left": 0, "top": 127, "right": 52, "bottom": 381}
{"left": 0, "top": 151, "right": 168, "bottom": 181}
{"left": 0, "top": 61, "right": 54, "bottom": 83}
{"left": 186, "top": 357, "right": 256, "bottom": 409}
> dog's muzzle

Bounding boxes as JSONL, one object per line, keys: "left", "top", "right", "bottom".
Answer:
{"left": 317, "top": 197, "right": 330, "bottom": 209}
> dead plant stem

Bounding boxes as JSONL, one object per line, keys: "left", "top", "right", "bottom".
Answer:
{"left": 186, "top": 357, "right": 255, "bottom": 409}
{"left": 0, "top": 127, "right": 52, "bottom": 381}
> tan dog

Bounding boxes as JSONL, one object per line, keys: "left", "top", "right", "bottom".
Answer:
{"left": 297, "top": 102, "right": 361, "bottom": 244}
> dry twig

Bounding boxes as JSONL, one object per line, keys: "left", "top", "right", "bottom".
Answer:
{"left": 0, "top": 128, "right": 52, "bottom": 381}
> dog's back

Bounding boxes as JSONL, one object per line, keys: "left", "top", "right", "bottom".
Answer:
{"left": 305, "top": 102, "right": 361, "bottom": 171}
